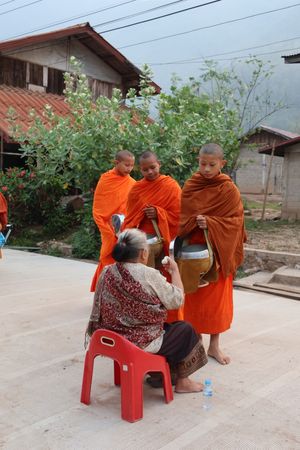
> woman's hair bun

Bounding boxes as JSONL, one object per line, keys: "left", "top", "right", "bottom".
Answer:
{"left": 112, "top": 242, "right": 130, "bottom": 262}
{"left": 112, "top": 228, "right": 147, "bottom": 262}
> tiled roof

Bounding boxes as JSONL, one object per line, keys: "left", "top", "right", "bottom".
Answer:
{"left": 0, "top": 85, "right": 70, "bottom": 142}
{"left": 0, "top": 85, "right": 154, "bottom": 142}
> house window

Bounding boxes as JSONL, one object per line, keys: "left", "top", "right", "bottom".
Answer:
{"left": 29, "top": 62, "right": 43, "bottom": 86}
{"left": 0, "top": 56, "right": 26, "bottom": 88}
{"left": 47, "top": 68, "right": 65, "bottom": 95}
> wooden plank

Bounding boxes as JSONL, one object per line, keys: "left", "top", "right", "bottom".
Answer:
{"left": 234, "top": 282, "right": 300, "bottom": 300}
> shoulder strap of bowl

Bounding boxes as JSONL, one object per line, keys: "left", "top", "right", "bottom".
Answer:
{"left": 151, "top": 219, "right": 163, "bottom": 242}
{"left": 204, "top": 228, "right": 214, "bottom": 272}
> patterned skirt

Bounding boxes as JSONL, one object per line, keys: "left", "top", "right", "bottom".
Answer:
{"left": 157, "top": 321, "right": 208, "bottom": 378}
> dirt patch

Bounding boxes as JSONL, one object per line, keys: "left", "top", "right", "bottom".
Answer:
{"left": 242, "top": 194, "right": 300, "bottom": 254}
{"left": 245, "top": 225, "right": 300, "bottom": 253}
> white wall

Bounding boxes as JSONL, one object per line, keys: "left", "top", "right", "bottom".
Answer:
{"left": 6, "top": 37, "right": 122, "bottom": 84}
{"left": 282, "top": 144, "right": 300, "bottom": 220}
{"left": 236, "top": 145, "right": 283, "bottom": 194}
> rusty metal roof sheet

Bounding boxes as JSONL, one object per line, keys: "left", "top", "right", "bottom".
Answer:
{"left": 281, "top": 52, "right": 300, "bottom": 63}
{"left": 260, "top": 125, "right": 299, "bottom": 140}
{"left": 282, "top": 52, "right": 300, "bottom": 58}
{"left": 0, "top": 85, "right": 70, "bottom": 142}
{"left": 259, "top": 135, "right": 300, "bottom": 157}
{"left": 0, "top": 23, "right": 161, "bottom": 94}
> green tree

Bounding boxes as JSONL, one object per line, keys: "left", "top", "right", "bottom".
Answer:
{"left": 198, "top": 58, "right": 285, "bottom": 171}
{"left": 9, "top": 57, "right": 281, "bottom": 190}
{"left": 156, "top": 78, "right": 241, "bottom": 182}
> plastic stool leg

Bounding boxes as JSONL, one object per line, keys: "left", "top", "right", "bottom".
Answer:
{"left": 114, "top": 360, "right": 121, "bottom": 386}
{"left": 80, "top": 351, "right": 94, "bottom": 405}
{"left": 120, "top": 368, "right": 143, "bottom": 422}
{"left": 161, "top": 366, "right": 174, "bottom": 403}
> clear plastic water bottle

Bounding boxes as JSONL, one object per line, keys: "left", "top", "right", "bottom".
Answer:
{"left": 202, "top": 378, "right": 213, "bottom": 410}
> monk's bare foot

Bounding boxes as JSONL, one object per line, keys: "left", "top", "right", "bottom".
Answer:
{"left": 175, "top": 377, "right": 204, "bottom": 394}
{"left": 208, "top": 347, "right": 230, "bottom": 365}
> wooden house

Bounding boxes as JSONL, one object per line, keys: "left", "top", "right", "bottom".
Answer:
{"left": 236, "top": 125, "right": 298, "bottom": 194}
{"left": 0, "top": 23, "right": 160, "bottom": 169}
{"left": 259, "top": 137, "right": 300, "bottom": 220}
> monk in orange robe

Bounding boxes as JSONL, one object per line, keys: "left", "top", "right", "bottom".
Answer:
{"left": 0, "top": 192, "right": 8, "bottom": 231}
{"left": 90, "top": 150, "right": 136, "bottom": 291}
{"left": 179, "top": 143, "right": 246, "bottom": 364}
{"left": 123, "top": 150, "right": 182, "bottom": 323}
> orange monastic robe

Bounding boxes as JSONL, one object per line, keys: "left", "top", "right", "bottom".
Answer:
{"left": 90, "top": 168, "right": 136, "bottom": 292}
{"left": 123, "top": 174, "right": 182, "bottom": 322}
{"left": 0, "top": 192, "right": 8, "bottom": 230}
{"left": 179, "top": 172, "right": 246, "bottom": 334}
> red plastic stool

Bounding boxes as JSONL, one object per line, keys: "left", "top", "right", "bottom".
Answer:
{"left": 80, "top": 329, "right": 173, "bottom": 422}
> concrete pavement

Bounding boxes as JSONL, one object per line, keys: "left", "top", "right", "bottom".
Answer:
{"left": 1, "top": 249, "right": 299, "bottom": 450}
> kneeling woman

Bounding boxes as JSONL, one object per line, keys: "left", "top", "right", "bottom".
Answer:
{"left": 86, "top": 228, "right": 207, "bottom": 393}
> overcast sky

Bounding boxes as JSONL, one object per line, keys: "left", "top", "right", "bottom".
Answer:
{"left": 1, "top": 0, "right": 300, "bottom": 129}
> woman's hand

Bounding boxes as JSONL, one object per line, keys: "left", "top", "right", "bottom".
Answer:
{"left": 162, "top": 256, "right": 179, "bottom": 275}
{"left": 162, "top": 256, "right": 184, "bottom": 290}
{"left": 143, "top": 205, "right": 157, "bottom": 219}
{"left": 196, "top": 215, "right": 207, "bottom": 229}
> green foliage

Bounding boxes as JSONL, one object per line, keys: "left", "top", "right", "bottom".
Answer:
{"left": 156, "top": 78, "right": 241, "bottom": 182}
{"left": 44, "top": 247, "right": 64, "bottom": 258}
{"left": 200, "top": 58, "right": 284, "bottom": 135}
{"left": 8, "top": 58, "right": 245, "bottom": 190}
{"left": 71, "top": 198, "right": 100, "bottom": 259}
{"left": 8, "top": 226, "right": 44, "bottom": 247}
{"left": 9, "top": 57, "right": 281, "bottom": 190}
{"left": 0, "top": 167, "right": 40, "bottom": 228}
{"left": 43, "top": 206, "right": 78, "bottom": 238}
{"left": 5, "top": 56, "right": 284, "bottom": 259}
{"left": 245, "top": 218, "right": 291, "bottom": 231}
{"left": 0, "top": 166, "right": 67, "bottom": 232}
{"left": 235, "top": 267, "right": 248, "bottom": 280}
{"left": 242, "top": 198, "right": 281, "bottom": 212}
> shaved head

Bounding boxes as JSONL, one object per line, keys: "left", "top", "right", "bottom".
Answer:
{"left": 199, "top": 143, "right": 224, "bottom": 159}
{"left": 139, "top": 150, "right": 158, "bottom": 164}
{"left": 115, "top": 150, "right": 134, "bottom": 161}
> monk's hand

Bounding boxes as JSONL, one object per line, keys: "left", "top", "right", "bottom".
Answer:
{"left": 144, "top": 205, "right": 157, "bottom": 219}
{"left": 196, "top": 215, "right": 207, "bottom": 229}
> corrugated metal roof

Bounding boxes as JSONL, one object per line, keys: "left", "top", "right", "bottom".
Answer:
{"left": 259, "top": 135, "right": 300, "bottom": 157}
{"left": 281, "top": 52, "right": 300, "bottom": 64}
{"left": 260, "top": 125, "right": 299, "bottom": 140}
{"left": 281, "top": 52, "right": 300, "bottom": 58}
{"left": 0, "top": 23, "right": 161, "bottom": 94}
{"left": 0, "top": 85, "right": 70, "bottom": 142}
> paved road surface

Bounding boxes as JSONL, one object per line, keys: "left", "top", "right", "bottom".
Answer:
{"left": 1, "top": 250, "right": 299, "bottom": 449}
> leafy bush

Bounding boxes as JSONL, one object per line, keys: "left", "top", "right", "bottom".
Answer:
{"left": 5, "top": 57, "right": 283, "bottom": 258}
{"left": 10, "top": 60, "right": 244, "bottom": 192}
{"left": 71, "top": 199, "right": 100, "bottom": 259}
{"left": 0, "top": 167, "right": 68, "bottom": 233}
{"left": 43, "top": 205, "right": 78, "bottom": 238}
{"left": 0, "top": 167, "right": 40, "bottom": 228}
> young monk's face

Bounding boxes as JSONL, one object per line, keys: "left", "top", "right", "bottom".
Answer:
{"left": 198, "top": 153, "right": 226, "bottom": 179}
{"left": 115, "top": 156, "right": 135, "bottom": 176}
{"left": 140, "top": 156, "right": 161, "bottom": 181}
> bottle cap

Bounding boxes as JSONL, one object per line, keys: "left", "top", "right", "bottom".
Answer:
{"left": 204, "top": 378, "right": 211, "bottom": 386}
